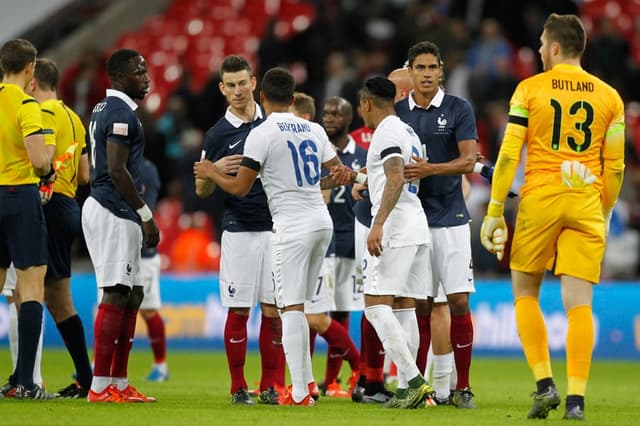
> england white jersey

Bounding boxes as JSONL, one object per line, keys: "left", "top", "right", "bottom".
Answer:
{"left": 367, "top": 115, "right": 429, "bottom": 248}
{"left": 243, "top": 112, "right": 335, "bottom": 237}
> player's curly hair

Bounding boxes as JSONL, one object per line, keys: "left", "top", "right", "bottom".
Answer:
{"left": 107, "top": 48, "right": 141, "bottom": 79}
{"left": 407, "top": 41, "right": 443, "bottom": 69}
{"left": 0, "top": 38, "right": 37, "bottom": 75}
{"left": 360, "top": 77, "right": 395, "bottom": 107}
{"left": 260, "top": 67, "right": 294, "bottom": 104}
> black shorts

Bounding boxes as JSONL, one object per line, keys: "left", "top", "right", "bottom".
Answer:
{"left": 0, "top": 185, "right": 48, "bottom": 269}
{"left": 43, "top": 193, "right": 81, "bottom": 279}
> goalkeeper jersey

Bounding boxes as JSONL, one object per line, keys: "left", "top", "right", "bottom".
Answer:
{"left": 506, "top": 63, "right": 624, "bottom": 197}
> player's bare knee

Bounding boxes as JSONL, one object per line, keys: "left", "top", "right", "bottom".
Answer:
{"left": 415, "top": 298, "right": 432, "bottom": 315}
{"left": 101, "top": 285, "right": 131, "bottom": 308}
{"left": 448, "top": 294, "right": 470, "bottom": 316}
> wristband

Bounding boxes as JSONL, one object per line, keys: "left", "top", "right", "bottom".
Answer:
{"left": 487, "top": 199, "right": 504, "bottom": 217}
{"left": 42, "top": 163, "right": 55, "bottom": 180}
{"left": 354, "top": 172, "right": 367, "bottom": 185}
{"left": 473, "top": 162, "right": 484, "bottom": 174}
{"left": 136, "top": 204, "right": 153, "bottom": 222}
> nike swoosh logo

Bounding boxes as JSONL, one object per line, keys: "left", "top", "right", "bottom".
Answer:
{"left": 229, "top": 337, "right": 247, "bottom": 344}
{"left": 328, "top": 349, "right": 350, "bottom": 359}
{"left": 229, "top": 140, "right": 242, "bottom": 149}
{"left": 456, "top": 343, "right": 472, "bottom": 349}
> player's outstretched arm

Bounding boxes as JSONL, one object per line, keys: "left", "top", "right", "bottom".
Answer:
{"left": 193, "top": 157, "right": 258, "bottom": 197}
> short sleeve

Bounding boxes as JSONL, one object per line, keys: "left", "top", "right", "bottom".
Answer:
{"left": 41, "top": 106, "right": 57, "bottom": 147}
{"left": 106, "top": 107, "right": 136, "bottom": 145}
{"left": 243, "top": 127, "right": 266, "bottom": 166}
{"left": 203, "top": 125, "right": 224, "bottom": 162}
{"left": 375, "top": 124, "right": 404, "bottom": 162}
{"left": 316, "top": 125, "right": 337, "bottom": 163}
{"left": 453, "top": 99, "right": 478, "bottom": 142}
{"left": 17, "top": 97, "right": 43, "bottom": 138}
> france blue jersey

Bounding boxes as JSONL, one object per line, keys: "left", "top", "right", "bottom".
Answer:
{"left": 396, "top": 90, "right": 478, "bottom": 227}
{"left": 326, "top": 138, "right": 367, "bottom": 258}
{"left": 87, "top": 89, "right": 146, "bottom": 224}
{"left": 202, "top": 105, "right": 272, "bottom": 232}
{"left": 141, "top": 158, "right": 160, "bottom": 258}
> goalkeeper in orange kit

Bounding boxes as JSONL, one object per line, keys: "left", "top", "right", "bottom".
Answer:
{"left": 480, "top": 13, "right": 625, "bottom": 421}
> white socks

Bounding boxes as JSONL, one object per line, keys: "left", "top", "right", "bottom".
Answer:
{"left": 281, "top": 310, "right": 313, "bottom": 402}
{"left": 432, "top": 352, "right": 454, "bottom": 400}
{"left": 365, "top": 305, "right": 421, "bottom": 385}
{"left": 393, "top": 308, "right": 419, "bottom": 389}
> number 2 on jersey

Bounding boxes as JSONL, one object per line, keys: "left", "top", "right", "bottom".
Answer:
{"left": 287, "top": 139, "right": 320, "bottom": 186}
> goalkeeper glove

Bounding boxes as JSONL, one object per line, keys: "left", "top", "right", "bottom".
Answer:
{"left": 480, "top": 200, "right": 508, "bottom": 261}
{"left": 561, "top": 160, "right": 596, "bottom": 188}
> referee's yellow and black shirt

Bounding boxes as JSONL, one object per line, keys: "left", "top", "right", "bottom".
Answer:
{"left": 0, "top": 82, "right": 54, "bottom": 185}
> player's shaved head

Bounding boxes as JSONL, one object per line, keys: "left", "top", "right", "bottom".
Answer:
{"left": 387, "top": 68, "right": 413, "bottom": 102}
{"left": 107, "top": 48, "right": 141, "bottom": 79}
{"left": 325, "top": 96, "right": 353, "bottom": 122}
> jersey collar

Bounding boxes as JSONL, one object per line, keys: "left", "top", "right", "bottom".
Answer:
{"left": 337, "top": 136, "right": 356, "bottom": 154}
{"left": 408, "top": 87, "right": 444, "bottom": 110}
{"left": 106, "top": 89, "right": 138, "bottom": 111}
{"left": 225, "top": 102, "right": 263, "bottom": 128}
{"left": 551, "top": 63, "right": 584, "bottom": 73}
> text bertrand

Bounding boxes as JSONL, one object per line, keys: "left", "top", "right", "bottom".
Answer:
{"left": 551, "top": 79, "right": 594, "bottom": 92}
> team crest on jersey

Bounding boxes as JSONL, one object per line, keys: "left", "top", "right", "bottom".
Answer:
{"left": 437, "top": 115, "right": 447, "bottom": 131}
{"left": 351, "top": 159, "right": 361, "bottom": 172}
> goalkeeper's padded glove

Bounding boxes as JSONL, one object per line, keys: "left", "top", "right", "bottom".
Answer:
{"left": 480, "top": 200, "right": 508, "bottom": 261}
{"left": 561, "top": 160, "right": 596, "bottom": 188}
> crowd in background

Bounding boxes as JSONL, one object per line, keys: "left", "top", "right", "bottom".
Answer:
{"left": 54, "top": 0, "right": 640, "bottom": 277}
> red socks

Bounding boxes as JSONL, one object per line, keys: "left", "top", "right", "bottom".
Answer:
{"left": 416, "top": 313, "right": 431, "bottom": 375}
{"left": 111, "top": 309, "right": 138, "bottom": 378}
{"left": 325, "top": 314, "right": 350, "bottom": 383}
{"left": 363, "top": 317, "right": 384, "bottom": 384}
{"left": 259, "top": 314, "right": 285, "bottom": 391}
{"left": 144, "top": 312, "right": 166, "bottom": 364}
{"left": 93, "top": 303, "right": 124, "bottom": 377}
{"left": 451, "top": 312, "right": 473, "bottom": 389}
{"left": 321, "top": 319, "right": 360, "bottom": 384}
{"left": 225, "top": 311, "right": 249, "bottom": 394}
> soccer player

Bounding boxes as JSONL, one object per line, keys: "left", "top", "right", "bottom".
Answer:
{"left": 400, "top": 41, "right": 478, "bottom": 408}
{"left": 290, "top": 91, "right": 316, "bottom": 121}
{"left": 195, "top": 55, "right": 284, "bottom": 405}
{"left": 289, "top": 92, "right": 361, "bottom": 400}
{"left": 138, "top": 158, "right": 170, "bottom": 383}
{"left": 480, "top": 14, "right": 625, "bottom": 420}
{"left": 358, "top": 76, "right": 434, "bottom": 409}
{"left": 26, "top": 58, "right": 94, "bottom": 398}
{"left": 82, "top": 48, "right": 159, "bottom": 403}
{"left": 194, "top": 67, "right": 356, "bottom": 406}
{"left": 0, "top": 38, "right": 55, "bottom": 400}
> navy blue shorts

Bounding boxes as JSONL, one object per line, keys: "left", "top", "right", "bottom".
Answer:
{"left": 43, "top": 193, "right": 81, "bottom": 279}
{"left": 0, "top": 185, "right": 48, "bottom": 269}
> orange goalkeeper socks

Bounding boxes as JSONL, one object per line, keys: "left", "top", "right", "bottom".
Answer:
{"left": 514, "top": 296, "right": 552, "bottom": 382}
{"left": 566, "top": 305, "right": 594, "bottom": 396}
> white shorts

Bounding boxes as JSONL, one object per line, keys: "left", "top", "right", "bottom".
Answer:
{"left": 219, "top": 230, "right": 273, "bottom": 308}
{"left": 1, "top": 263, "right": 17, "bottom": 296}
{"left": 430, "top": 225, "right": 475, "bottom": 301}
{"left": 333, "top": 257, "right": 362, "bottom": 311}
{"left": 140, "top": 254, "right": 162, "bottom": 310}
{"left": 273, "top": 228, "right": 332, "bottom": 309}
{"left": 304, "top": 256, "right": 334, "bottom": 314}
{"left": 82, "top": 197, "right": 142, "bottom": 289}
{"left": 363, "top": 244, "right": 434, "bottom": 299}
{"left": 354, "top": 219, "right": 368, "bottom": 292}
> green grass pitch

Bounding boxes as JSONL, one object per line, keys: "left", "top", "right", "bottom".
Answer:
{"left": 0, "top": 349, "right": 638, "bottom": 425}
